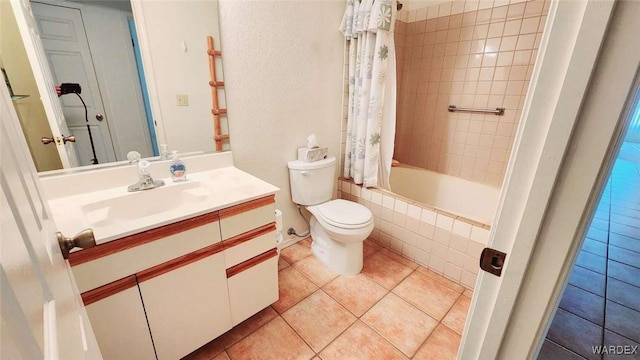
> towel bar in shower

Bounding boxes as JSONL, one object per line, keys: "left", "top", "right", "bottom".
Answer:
{"left": 448, "top": 105, "right": 505, "bottom": 116}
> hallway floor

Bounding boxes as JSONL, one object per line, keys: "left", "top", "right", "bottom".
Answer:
{"left": 185, "top": 238, "right": 472, "bottom": 360}
{"left": 539, "top": 143, "right": 640, "bottom": 360}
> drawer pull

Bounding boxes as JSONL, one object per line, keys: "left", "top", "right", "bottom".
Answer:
{"left": 226, "top": 248, "right": 278, "bottom": 278}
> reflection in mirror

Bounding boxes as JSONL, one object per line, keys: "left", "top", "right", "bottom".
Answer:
{"left": 1, "top": 0, "right": 228, "bottom": 173}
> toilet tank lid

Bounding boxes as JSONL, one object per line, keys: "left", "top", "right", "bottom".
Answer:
{"left": 287, "top": 156, "right": 336, "bottom": 170}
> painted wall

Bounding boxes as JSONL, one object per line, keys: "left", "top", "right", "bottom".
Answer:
{"left": 218, "top": 0, "right": 345, "bottom": 241}
{"left": 0, "top": 0, "right": 62, "bottom": 172}
{"left": 135, "top": 0, "right": 226, "bottom": 155}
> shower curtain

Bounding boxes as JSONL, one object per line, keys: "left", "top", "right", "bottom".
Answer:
{"left": 340, "top": 0, "right": 397, "bottom": 189}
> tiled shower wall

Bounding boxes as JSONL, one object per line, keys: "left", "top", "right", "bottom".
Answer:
{"left": 338, "top": 179, "right": 490, "bottom": 290}
{"left": 394, "top": 0, "right": 549, "bottom": 187}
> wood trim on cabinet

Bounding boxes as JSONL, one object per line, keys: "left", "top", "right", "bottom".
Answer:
{"left": 69, "top": 211, "right": 220, "bottom": 266}
{"left": 136, "top": 242, "right": 225, "bottom": 284}
{"left": 81, "top": 275, "right": 138, "bottom": 306}
{"left": 223, "top": 223, "right": 276, "bottom": 250}
{"left": 218, "top": 195, "right": 275, "bottom": 220}
{"left": 226, "top": 248, "right": 278, "bottom": 278}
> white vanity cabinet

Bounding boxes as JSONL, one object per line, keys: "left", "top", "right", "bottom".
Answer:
{"left": 68, "top": 195, "right": 278, "bottom": 360}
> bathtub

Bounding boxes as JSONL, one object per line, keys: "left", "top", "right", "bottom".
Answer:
{"left": 389, "top": 164, "right": 500, "bottom": 225}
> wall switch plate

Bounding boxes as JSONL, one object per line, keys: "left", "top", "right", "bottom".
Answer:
{"left": 176, "top": 94, "right": 189, "bottom": 106}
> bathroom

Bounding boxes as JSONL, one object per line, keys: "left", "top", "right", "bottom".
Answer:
{"left": 1, "top": 0, "right": 639, "bottom": 359}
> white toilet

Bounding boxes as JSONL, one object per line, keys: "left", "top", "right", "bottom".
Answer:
{"left": 288, "top": 156, "right": 374, "bottom": 275}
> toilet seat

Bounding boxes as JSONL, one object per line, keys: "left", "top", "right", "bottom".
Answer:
{"left": 308, "top": 199, "right": 373, "bottom": 229}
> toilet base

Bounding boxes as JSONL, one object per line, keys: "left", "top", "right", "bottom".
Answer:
{"left": 309, "top": 217, "right": 363, "bottom": 276}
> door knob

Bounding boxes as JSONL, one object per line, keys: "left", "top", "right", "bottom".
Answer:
{"left": 41, "top": 136, "right": 55, "bottom": 145}
{"left": 95, "top": 114, "right": 104, "bottom": 121}
{"left": 62, "top": 135, "right": 75, "bottom": 143}
{"left": 57, "top": 229, "right": 96, "bottom": 259}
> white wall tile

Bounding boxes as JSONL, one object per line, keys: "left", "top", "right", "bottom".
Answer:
{"left": 402, "top": 243, "right": 418, "bottom": 261}
{"left": 379, "top": 232, "right": 391, "bottom": 248}
{"left": 429, "top": 255, "right": 445, "bottom": 274}
{"left": 394, "top": 199, "right": 408, "bottom": 214}
{"left": 421, "top": 208, "right": 437, "bottom": 225}
{"left": 407, "top": 204, "right": 422, "bottom": 219}
{"left": 464, "top": 255, "right": 479, "bottom": 274}
{"left": 461, "top": 270, "right": 478, "bottom": 289}
{"left": 393, "top": 212, "right": 407, "bottom": 227}
{"left": 416, "top": 235, "right": 432, "bottom": 252}
{"left": 382, "top": 195, "right": 395, "bottom": 209}
{"left": 415, "top": 249, "right": 430, "bottom": 267}
{"left": 436, "top": 214, "right": 454, "bottom": 231}
{"left": 370, "top": 203, "right": 382, "bottom": 218}
{"left": 382, "top": 207, "right": 394, "bottom": 221}
{"left": 370, "top": 191, "right": 383, "bottom": 205}
{"left": 427, "top": 5, "right": 439, "bottom": 19}
{"left": 380, "top": 219, "right": 393, "bottom": 235}
{"left": 369, "top": 228, "right": 380, "bottom": 241}
{"left": 452, "top": 219, "right": 472, "bottom": 238}
{"left": 360, "top": 187, "right": 372, "bottom": 202}
{"left": 434, "top": 228, "right": 451, "bottom": 246}
{"left": 449, "top": 234, "right": 469, "bottom": 253}
{"left": 470, "top": 226, "right": 490, "bottom": 245}
{"left": 350, "top": 183, "right": 362, "bottom": 197}
{"left": 432, "top": 242, "right": 448, "bottom": 259}
{"left": 447, "top": 248, "right": 465, "bottom": 267}
{"left": 390, "top": 237, "right": 404, "bottom": 253}
{"left": 406, "top": 217, "right": 420, "bottom": 233}
{"left": 444, "top": 263, "right": 463, "bottom": 282}
{"left": 419, "top": 222, "right": 436, "bottom": 239}
{"left": 417, "top": 8, "right": 428, "bottom": 21}
{"left": 467, "top": 240, "right": 485, "bottom": 258}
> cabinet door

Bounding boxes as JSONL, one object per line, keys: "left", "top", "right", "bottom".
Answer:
{"left": 84, "top": 276, "right": 156, "bottom": 360}
{"left": 138, "top": 252, "right": 231, "bottom": 360}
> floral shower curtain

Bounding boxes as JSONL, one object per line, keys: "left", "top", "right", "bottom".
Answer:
{"left": 340, "top": 0, "right": 397, "bottom": 189}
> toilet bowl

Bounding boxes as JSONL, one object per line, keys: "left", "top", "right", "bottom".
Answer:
{"left": 287, "top": 157, "right": 373, "bottom": 275}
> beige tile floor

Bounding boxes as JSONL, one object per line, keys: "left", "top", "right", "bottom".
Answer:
{"left": 185, "top": 238, "right": 472, "bottom": 360}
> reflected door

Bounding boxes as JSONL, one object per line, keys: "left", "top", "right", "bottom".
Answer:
{"left": 31, "top": 1, "right": 116, "bottom": 166}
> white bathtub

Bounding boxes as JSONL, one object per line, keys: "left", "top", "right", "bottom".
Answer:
{"left": 389, "top": 165, "right": 500, "bottom": 225}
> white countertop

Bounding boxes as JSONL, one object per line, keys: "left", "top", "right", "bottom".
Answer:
{"left": 48, "top": 165, "right": 279, "bottom": 245}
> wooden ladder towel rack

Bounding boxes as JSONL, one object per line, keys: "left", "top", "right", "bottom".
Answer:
{"left": 207, "top": 36, "right": 228, "bottom": 151}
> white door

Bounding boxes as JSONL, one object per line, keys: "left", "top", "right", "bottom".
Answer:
{"left": 31, "top": 1, "right": 117, "bottom": 166}
{"left": 0, "top": 70, "right": 101, "bottom": 358}
{"left": 10, "top": 0, "right": 78, "bottom": 168}
{"left": 460, "top": 1, "right": 640, "bottom": 359}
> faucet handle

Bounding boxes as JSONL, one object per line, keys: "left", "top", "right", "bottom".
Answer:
{"left": 138, "top": 160, "right": 151, "bottom": 175}
{"left": 127, "top": 151, "right": 141, "bottom": 163}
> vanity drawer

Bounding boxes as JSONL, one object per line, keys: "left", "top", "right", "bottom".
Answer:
{"left": 219, "top": 195, "right": 275, "bottom": 240}
{"left": 223, "top": 223, "right": 276, "bottom": 268}
{"left": 71, "top": 219, "right": 221, "bottom": 293}
{"left": 226, "top": 248, "right": 279, "bottom": 326}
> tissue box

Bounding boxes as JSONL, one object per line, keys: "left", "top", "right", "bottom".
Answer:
{"left": 298, "top": 147, "right": 328, "bottom": 162}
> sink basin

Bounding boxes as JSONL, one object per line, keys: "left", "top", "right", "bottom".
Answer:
{"left": 81, "top": 181, "right": 211, "bottom": 227}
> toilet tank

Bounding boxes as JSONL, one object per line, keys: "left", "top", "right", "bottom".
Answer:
{"left": 287, "top": 156, "right": 336, "bottom": 205}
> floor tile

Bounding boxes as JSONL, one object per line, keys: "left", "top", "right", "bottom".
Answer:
{"left": 558, "top": 284, "right": 605, "bottom": 326}
{"left": 393, "top": 271, "right": 460, "bottom": 321}
{"left": 568, "top": 265, "right": 606, "bottom": 297}
{"left": 609, "top": 233, "right": 640, "bottom": 254}
{"left": 416, "top": 266, "right": 466, "bottom": 293}
{"left": 281, "top": 291, "right": 356, "bottom": 352}
{"left": 442, "top": 295, "right": 471, "bottom": 334}
{"left": 183, "top": 337, "right": 224, "bottom": 360}
{"left": 608, "top": 260, "right": 640, "bottom": 288}
{"left": 361, "top": 293, "right": 438, "bottom": 357}
{"left": 318, "top": 321, "right": 407, "bottom": 360}
{"left": 603, "top": 330, "right": 640, "bottom": 360}
{"left": 609, "top": 245, "right": 640, "bottom": 269}
{"left": 322, "top": 274, "right": 387, "bottom": 317}
{"left": 226, "top": 317, "right": 314, "bottom": 360}
{"left": 278, "top": 257, "right": 290, "bottom": 271}
{"left": 537, "top": 340, "right": 586, "bottom": 360}
{"left": 361, "top": 251, "right": 413, "bottom": 290}
{"left": 546, "top": 308, "right": 602, "bottom": 360}
{"left": 280, "top": 242, "right": 312, "bottom": 265}
{"left": 379, "top": 248, "right": 419, "bottom": 269}
{"left": 463, "top": 288, "right": 473, "bottom": 298}
{"left": 607, "top": 277, "right": 640, "bottom": 312}
{"left": 291, "top": 255, "right": 339, "bottom": 287}
{"left": 218, "top": 306, "right": 278, "bottom": 349}
{"left": 272, "top": 267, "right": 318, "bottom": 314}
{"left": 363, "top": 239, "right": 383, "bottom": 257}
{"left": 575, "top": 251, "right": 607, "bottom": 275}
{"left": 605, "top": 300, "right": 640, "bottom": 343}
{"left": 213, "top": 352, "right": 230, "bottom": 360}
{"left": 413, "top": 324, "right": 461, "bottom": 360}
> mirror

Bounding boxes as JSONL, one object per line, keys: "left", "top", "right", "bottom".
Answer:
{"left": 0, "top": 0, "right": 229, "bottom": 173}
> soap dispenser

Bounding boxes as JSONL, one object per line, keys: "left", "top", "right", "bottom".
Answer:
{"left": 169, "top": 151, "right": 187, "bottom": 182}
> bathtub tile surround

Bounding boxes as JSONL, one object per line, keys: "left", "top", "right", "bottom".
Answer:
{"left": 393, "top": 0, "right": 550, "bottom": 187}
{"left": 186, "top": 239, "right": 471, "bottom": 359}
{"left": 338, "top": 178, "right": 490, "bottom": 290}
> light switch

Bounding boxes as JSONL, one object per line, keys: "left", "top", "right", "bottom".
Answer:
{"left": 176, "top": 94, "right": 189, "bottom": 106}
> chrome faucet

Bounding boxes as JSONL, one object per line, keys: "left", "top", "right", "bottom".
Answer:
{"left": 128, "top": 160, "right": 165, "bottom": 192}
